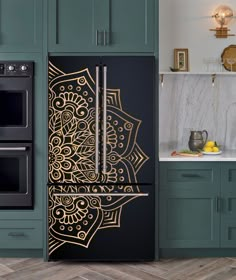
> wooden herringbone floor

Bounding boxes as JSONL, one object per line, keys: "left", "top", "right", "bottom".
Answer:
{"left": 0, "top": 258, "right": 236, "bottom": 280}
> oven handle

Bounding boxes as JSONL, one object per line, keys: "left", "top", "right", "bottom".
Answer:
{"left": 0, "top": 147, "right": 27, "bottom": 151}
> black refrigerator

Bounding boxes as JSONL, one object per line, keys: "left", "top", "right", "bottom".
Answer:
{"left": 47, "top": 56, "right": 155, "bottom": 261}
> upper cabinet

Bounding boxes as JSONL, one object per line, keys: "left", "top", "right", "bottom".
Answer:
{"left": 0, "top": 0, "right": 42, "bottom": 52}
{"left": 48, "top": 0, "right": 155, "bottom": 53}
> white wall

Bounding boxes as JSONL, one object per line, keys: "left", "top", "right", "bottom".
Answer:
{"left": 159, "top": 75, "right": 236, "bottom": 151}
{"left": 159, "top": 0, "right": 236, "bottom": 72}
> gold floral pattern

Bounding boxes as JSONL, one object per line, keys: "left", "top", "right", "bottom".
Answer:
{"left": 48, "top": 61, "right": 149, "bottom": 255}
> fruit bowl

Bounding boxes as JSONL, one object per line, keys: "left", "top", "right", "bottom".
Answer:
{"left": 202, "top": 150, "right": 222, "bottom": 155}
{"left": 203, "top": 140, "right": 221, "bottom": 154}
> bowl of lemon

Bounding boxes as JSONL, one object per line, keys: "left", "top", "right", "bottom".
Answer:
{"left": 202, "top": 141, "right": 222, "bottom": 155}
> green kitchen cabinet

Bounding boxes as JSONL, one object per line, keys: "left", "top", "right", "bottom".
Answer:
{"left": 0, "top": 220, "right": 43, "bottom": 249}
{"left": 48, "top": 0, "right": 154, "bottom": 53}
{"left": 159, "top": 162, "right": 221, "bottom": 248}
{"left": 160, "top": 162, "right": 236, "bottom": 249}
{"left": 221, "top": 163, "right": 236, "bottom": 247}
{"left": 0, "top": 0, "right": 42, "bottom": 52}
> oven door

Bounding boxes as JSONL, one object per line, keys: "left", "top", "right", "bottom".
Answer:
{"left": 0, "top": 77, "right": 32, "bottom": 141}
{"left": 0, "top": 143, "right": 32, "bottom": 208}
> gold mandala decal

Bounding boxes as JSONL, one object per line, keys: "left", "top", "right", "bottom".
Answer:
{"left": 48, "top": 62, "right": 149, "bottom": 255}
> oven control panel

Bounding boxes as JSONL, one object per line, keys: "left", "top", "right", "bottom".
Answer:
{"left": 0, "top": 61, "right": 33, "bottom": 76}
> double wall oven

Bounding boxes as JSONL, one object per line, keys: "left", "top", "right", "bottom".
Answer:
{"left": 0, "top": 61, "right": 33, "bottom": 208}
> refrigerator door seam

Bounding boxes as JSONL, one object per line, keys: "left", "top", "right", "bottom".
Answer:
{"left": 95, "top": 65, "right": 100, "bottom": 174}
{"left": 53, "top": 193, "right": 149, "bottom": 197}
{"left": 103, "top": 65, "right": 107, "bottom": 174}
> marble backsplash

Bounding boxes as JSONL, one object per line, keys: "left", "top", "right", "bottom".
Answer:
{"left": 159, "top": 74, "right": 236, "bottom": 151}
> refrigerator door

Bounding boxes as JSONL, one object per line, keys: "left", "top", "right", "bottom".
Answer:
{"left": 48, "top": 184, "right": 154, "bottom": 260}
{"left": 100, "top": 56, "right": 154, "bottom": 185}
{"left": 48, "top": 56, "right": 102, "bottom": 184}
{"left": 48, "top": 56, "right": 154, "bottom": 185}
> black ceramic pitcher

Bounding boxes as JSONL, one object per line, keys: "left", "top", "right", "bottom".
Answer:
{"left": 188, "top": 130, "right": 208, "bottom": 151}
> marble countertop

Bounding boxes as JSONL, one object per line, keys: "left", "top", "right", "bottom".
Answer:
{"left": 159, "top": 150, "right": 236, "bottom": 161}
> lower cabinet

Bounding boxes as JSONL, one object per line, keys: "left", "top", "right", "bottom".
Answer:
{"left": 159, "top": 162, "right": 236, "bottom": 248}
{"left": 0, "top": 220, "right": 43, "bottom": 249}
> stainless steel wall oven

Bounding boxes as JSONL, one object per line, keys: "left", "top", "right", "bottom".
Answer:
{"left": 0, "top": 62, "right": 33, "bottom": 208}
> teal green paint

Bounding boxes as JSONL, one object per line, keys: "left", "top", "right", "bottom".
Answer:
{"left": 0, "top": 0, "right": 42, "bottom": 52}
{"left": 159, "top": 162, "right": 221, "bottom": 248}
{"left": 159, "top": 162, "right": 236, "bottom": 252}
{"left": 0, "top": 249, "right": 43, "bottom": 258}
{"left": 160, "top": 248, "right": 236, "bottom": 258}
{"left": 221, "top": 163, "right": 236, "bottom": 248}
{"left": 0, "top": 220, "right": 42, "bottom": 249}
{"left": 154, "top": 0, "right": 159, "bottom": 260}
{"left": 43, "top": 0, "right": 49, "bottom": 261}
{"left": 48, "top": 0, "right": 155, "bottom": 53}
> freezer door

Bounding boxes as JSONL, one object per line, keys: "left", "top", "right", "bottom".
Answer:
{"left": 100, "top": 56, "right": 155, "bottom": 185}
{"left": 48, "top": 184, "right": 154, "bottom": 260}
{"left": 48, "top": 56, "right": 102, "bottom": 184}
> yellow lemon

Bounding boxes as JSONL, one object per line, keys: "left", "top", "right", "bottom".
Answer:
{"left": 205, "top": 141, "right": 215, "bottom": 148}
{"left": 212, "top": 146, "right": 219, "bottom": 152}
{"left": 203, "top": 146, "right": 213, "bottom": 152}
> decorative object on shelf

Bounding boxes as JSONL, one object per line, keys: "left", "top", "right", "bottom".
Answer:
{"left": 169, "top": 67, "right": 179, "bottom": 72}
{"left": 212, "top": 74, "right": 216, "bottom": 86}
{"left": 188, "top": 130, "right": 208, "bottom": 152}
{"left": 210, "top": 5, "right": 235, "bottom": 38}
{"left": 174, "top": 49, "right": 189, "bottom": 72}
{"left": 160, "top": 73, "right": 164, "bottom": 87}
{"left": 221, "top": 45, "right": 236, "bottom": 71}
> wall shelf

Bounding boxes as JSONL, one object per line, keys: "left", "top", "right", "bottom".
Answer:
{"left": 159, "top": 71, "right": 236, "bottom": 75}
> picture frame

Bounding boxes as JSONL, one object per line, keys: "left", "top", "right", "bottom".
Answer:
{"left": 174, "top": 48, "right": 189, "bottom": 71}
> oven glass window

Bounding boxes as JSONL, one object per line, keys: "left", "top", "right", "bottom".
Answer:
{"left": 0, "top": 157, "right": 26, "bottom": 193}
{"left": 0, "top": 91, "right": 26, "bottom": 126}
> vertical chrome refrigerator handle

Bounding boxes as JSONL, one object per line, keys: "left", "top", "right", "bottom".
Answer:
{"left": 95, "top": 66, "right": 100, "bottom": 174}
{"left": 103, "top": 65, "right": 107, "bottom": 174}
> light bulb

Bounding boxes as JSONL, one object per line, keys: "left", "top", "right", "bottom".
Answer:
{"left": 213, "top": 5, "right": 233, "bottom": 27}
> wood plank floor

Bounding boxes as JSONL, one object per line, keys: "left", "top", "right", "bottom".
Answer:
{"left": 0, "top": 258, "right": 236, "bottom": 280}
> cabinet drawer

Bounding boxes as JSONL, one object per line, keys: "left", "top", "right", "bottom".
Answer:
{"left": 160, "top": 162, "right": 220, "bottom": 190}
{"left": 0, "top": 220, "right": 42, "bottom": 249}
{"left": 221, "top": 163, "right": 236, "bottom": 194}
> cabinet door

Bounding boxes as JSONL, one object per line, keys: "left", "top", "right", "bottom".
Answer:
{"left": 107, "top": 0, "right": 154, "bottom": 52}
{"left": 159, "top": 191, "right": 220, "bottom": 248}
{"left": 48, "top": 0, "right": 154, "bottom": 53}
{"left": 221, "top": 163, "right": 236, "bottom": 247}
{"left": 159, "top": 162, "right": 221, "bottom": 248}
{"left": 0, "top": 0, "right": 42, "bottom": 52}
{"left": 48, "top": 0, "right": 109, "bottom": 52}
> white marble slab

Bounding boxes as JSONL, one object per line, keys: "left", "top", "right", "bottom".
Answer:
{"left": 159, "top": 74, "right": 236, "bottom": 151}
{"left": 159, "top": 150, "right": 236, "bottom": 162}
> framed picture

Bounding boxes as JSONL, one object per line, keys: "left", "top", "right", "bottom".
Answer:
{"left": 174, "top": 48, "right": 189, "bottom": 71}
